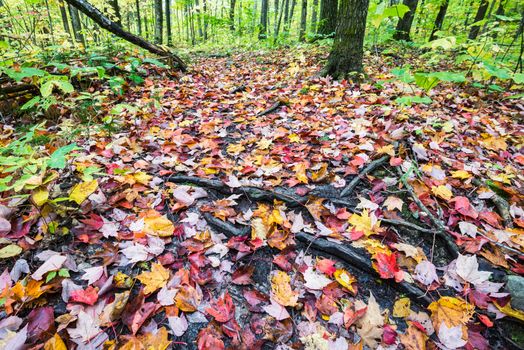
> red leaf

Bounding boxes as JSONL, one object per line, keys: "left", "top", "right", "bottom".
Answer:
{"left": 206, "top": 292, "right": 235, "bottom": 323}
{"left": 383, "top": 324, "right": 397, "bottom": 345}
{"left": 197, "top": 323, "right": 225, "bottom": 350}
{"left": 453, "top": 196, "right": 478, "bottom": 219}
{"left": 315, "top": 258, "right": 337, "bottom": 276}
{"left": 373, "top": 252, "right": 404, "bottom": 282}
{"left": 27, "top": 306, "right": 55, "bottom": 343}
{"left": 231, "top": 266, "right": 254, "bottom": 285}
{"left": 69, "top": 286, "right": 99, "bottom": 305}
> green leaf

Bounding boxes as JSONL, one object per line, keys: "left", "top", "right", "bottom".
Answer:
{"left": 58, "top": 268, "right": 70, "bottom": 277}
{"left": 383, "top": 4, "right": 410, "bottom": 19}
{"left": 429, "top": 71, "right": 466, "bottom": 83}
{"left": 483, "top": 63, "right": 511, "bottom": 80}
{"left": 503, "top": 93, "right": 524, "bottom": 100}
{"left": 0, "top": 244, "right": 22, "bottom": 258}
{"left": 46, "top": 271, "right": 57, "bottom": 283}
{"left": 4, "top": 67, "right": 47, "bottom": 82}
{"left": 142, "top": 58, "right": 169, "bottom": 69}
{"left": 395, "top": 95, "right": 432, "bottom": 106}
{"left": 423, "top": 37, "right": 457, "bottom": 50}
{"left": 512, "top": 73, "right": 524, "bottom": 84}
{"left": 48, "top": 143, "right": 79, "bottom": 169}
{"left": 414, "top": 73, "right": 440, "bottom": 92}
{"left": 20, "top": 96, "right": 41, "bottom": 110}
{"left": 40, "top": 80, "right": 74, "bottom": 97}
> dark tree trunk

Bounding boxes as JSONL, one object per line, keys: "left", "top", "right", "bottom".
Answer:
{"left": 429, "top": 0, "right": 448, "bottom": 41}
{"left": 154, "top": 0, "right": 163, "bottom": 44}
{"left": 283, "top": 0, "right": 290, "bottom": 30}
{"left": 299, "top": 0, "right": 307, "bottom": 41}
{"left": 318, "top": 0, "right": 337, "bottom": 36}
{"left": 58, "top": 0, "right": 74, "bottom": 42}
{"left": 259, "top": 0, "right": 269, "bottom": 39}
{"left": 229, "top": 0, "right": 236, "bottom": 31}
{"left": 68, "top": 3, "right": 86, "bottom": 46}
{"left": 63, "top": 0, "right": 186, "bottom": 70}
{"left": 311, "top": 0, "right": 318, "bottom": 32}
{"left": 468, "top": 0, "right": 488, "bottom": 40}
{"left": 165, "top": 0, "right": 172, "bottom": 45}
{"left": 110, "top": 0, "right": 122, "bottom": 27}
{"left": 393, "top": 0, "right": 418, "bottom": 41}
{"left": 203, "top": 0, "right": 208, "bottom": 40}
{"left": 321, "top": 0, "right": 369, "bottom": 78}
{"left": 136, "top": 0, "right": 142, "bottom": 35}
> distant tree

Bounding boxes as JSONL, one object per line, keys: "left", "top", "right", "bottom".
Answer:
{"left": 229, "top": 0, "right": 236, "bottom": 31}
{"left": 299, "top": 0, "right": 307, "bottom": 41}
{"left": 165, "top": 0, "right": 172, "bottom": 45}
{"left": 429, "top": 0, "right": 448, "bottom": 41}
{"left": 68, "top": 3, "right": 86, "bottom": 46}
{"left": 154, "top": 0, "right": 163, "bottom": 44}
{"left": 318, "top": 0, "right": 337, "bottom": 36}
{"left": 135, "top": 0, "right": 142, "bottom": 35}
{"left": 468, "top": 0, "right": 489, "bottom": 39}
{"left": 393, "top": 0, "right": 418, "bottom": 41}
{"left": 310, "top": 0, "right": 319, "bottom": 32}
{"left": 321, "top": 0, "right": 369, "bottom": 78}
{"left": 259, "top": 0, "right": 269, "bottom": 39}
{"left": 110, "top": 0, "right": 122, "bottom": 27}
{"left": 58, "top": 0, "right": 74, "bottom": 43}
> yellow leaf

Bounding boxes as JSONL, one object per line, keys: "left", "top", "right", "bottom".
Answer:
{"left": 377, "top": 144, "right": 395, "bottom": 156}
{"left": 271, "top": 271, "right": 298, "bottom": 307}
{"left": 293, "top": 162, "right": 309, "bottom": 184}
{"left": 120, "top": 327, "right": 171, "bottom": 350}
{"left": 428, "top": 296, "right": 474, "bottom": 328}
{"left": 257, "top": 138, "right": 273, "bottom": 150}
{"left": 44, "top": 334, "right": 67, "bottom": 350}
{"left": 136, "top": 263, "right": 170, "bottom": 294}
{"left": 288, "top": 134, "right": 301, "bottom": 143}
{"left": 431, "top": 185, "right": 453, "bottom": 200}
{"left": 399, "top": 321, "right": 428, "bottom": 350}
{"left": 251, "top": 217, "right": 268, "bottom": 241}
{"left": 143, "top": 211, "right": 174, "bottom": 237}
{"left": 69, "top": 180, "right": 98, "bottom": 204}
{"left": 451, "top": 170, "right": 471, "bottom": 180}
{"left": 227, "top": 143, "right": 245, "bottom": 155}
{"left": 494, "top": 301, "right": 524, "bottom": 322}
{"left": 133, "top": 172, "right": 151, "bottom": 185}
{"left": 393, "top": 298, "right": 411, "bottom": 318}
{"left": 334, "top": 269, "right": 357, "bottom": 294}
{"left": 348, "top": 209, "right": 380, "bottom": 236}
{"left": 32, "top": 188, "right": 49, "bottom": 206}
{"left": 311, "top": 163, "right": 328, "bottom": 182}
{"left": 175, "top": 285, "right": 202, "bottom": 312}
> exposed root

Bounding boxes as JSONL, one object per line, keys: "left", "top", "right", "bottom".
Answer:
{"left": 340, "top": 155, "right": 390, "bottom": 197}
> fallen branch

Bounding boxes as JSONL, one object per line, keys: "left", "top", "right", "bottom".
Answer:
{"left": 340, "top": 155, "right": 390, "bottom": 197}
{"left": 203, "top": 213, "right": 250, "bottom": 237}
{"left": 257, "top": 100, "right": 283, "bottom": 116}
{"left": 396, "top": 166, "right": 459, "bottom": 258}
{"left": 296, "top": 232, "right": 433, "bottom": 306}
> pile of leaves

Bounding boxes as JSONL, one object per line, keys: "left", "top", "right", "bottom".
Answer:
{"left": 0, "top": 46, "right": 523, "bottom": 349}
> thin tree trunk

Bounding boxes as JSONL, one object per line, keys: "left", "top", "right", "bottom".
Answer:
{"left": 165, "top": 0, "right": 172, "bottom": 45}
{"left": 274, "top": 0, "right": 286, "bottom": 40}
{"left": 259, "top": 0, "right": 269, "bottom": 39}
{"left": 44, "top": 0, "right": 55, "bottom": 44}
{"left": 68, "top": 3, "right": 86, "bottom": 46}
{"left": 299, "top": 0, "right": 307, "bottom": 41}
{"left": 428, "top": 0, "right": 447, "bottom": 41}
{"left": 154, "top": 0, "right": 163, "bottom": 44}
{"left": 393, "top": 0, "right": 418, "bottom": 41}
{"left": 136, "top": 0, "right": 142, "bottom": 35}
{"left": 468, "top": 0, "right": 488, "bottom": 40}
{"left": 318, "top": 0, "right": 337, "bottom": 36}
{"left": 322, "top": 0, "right": 369, "bottom": 78}
{"left": 203, "top": 0, "right": 208, "bottom": 40}
{"left": 283, "top": 0, "right": 290, "bottom": 30}
{"left": 229, "top": 0, "right": 236, "bottom": 31}
{"left": 64, "top": 0, "right": 186, "bottom": 70}
{"left": 311, "top": 0, "right": 318, "bottom": 33}
{"left": 58, "top": 0, "right": 74, "bottom": 43}
{"left": 110, "top": 0, "right": 122, "bottom": 27}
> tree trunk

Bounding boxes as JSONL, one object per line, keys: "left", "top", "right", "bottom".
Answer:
{"left": 393, "top": 0, "right": 418, "bottom": 41}
{"left": 165, "top": 0, "right": 172, "bottom": 45}
{"left": 136, "top": 0, "right": 142, "bottom": 35}
{"left": 58, "top": 0, "right": 74, "bottom": 43}
{"left": 428, "top": 0, "right": 447, "bottom": 41}
{"left": 299, "top": 0, "right": 307, "bottom": 41}
{"left": 229, "top": 0, "right": 236, "bottom": 31}
{"left": 110, "top": 0, "right": 122, "bottom": 27}
{"left": 321, "top": 0, "right": 369, "bottom": 78}
{"left": 154, "top": 0, "right": 163, "bottom": 44}
{"left": 259, "top": 0, "right": 269, "bottom": 39}
{"left": 468, "top": 0, "right": 488, "bottom": 40}
{"left": 63, "top": 0, "right": 186, "bottom": 70}
{"left": 311, "top": 0, "right": 318, "bottom": 33}
{"left": 318, "top": 0, "right": 337, "bottom": 36}
{"left": 283, "top": 0, "right": 290, "bottom": 30}
{"left": 203, "top": 0, "right": 208, "bottom": 40}
{"left": 68, "top": 3, "right": 86, "bottom": 46}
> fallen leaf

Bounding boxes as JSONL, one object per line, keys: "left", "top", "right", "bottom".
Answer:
{"left": 69, "top": 180, "right": 98, "bottom": 204}
{"left": 393, "top": 298, "right": 411, "bottom": 318}
{"left": 136, "top": 263, "right": 170, "bottom": 294}
{"left": 271, "top": 270, "right": 298, "bottom": 307}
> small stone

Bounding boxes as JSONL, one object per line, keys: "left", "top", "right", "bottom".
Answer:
{"left": 507, "top": 275, "right": 524, "bottom": 311}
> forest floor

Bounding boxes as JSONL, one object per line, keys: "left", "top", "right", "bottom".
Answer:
{"left": 1, "top": 46, "right": 524, "bottom": 349}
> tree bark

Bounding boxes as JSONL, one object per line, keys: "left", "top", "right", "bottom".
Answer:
{"left": 321, "top": 0, "right": 369, "bottom": 79}
{"left": 165, "top": 0, "right": 172, "bottom": 45}
{"left": 318, "top": 0, "right": 337, "bottom": 36}
{"left": 311, "top": 0, "right": 318, "bottom": 33}
{"left": 58, "top": 0, "right": 73, "bottom": 43}
{"left": 393, "top": 0, "right": 418, "bottom": 41}
{"left": 229, "top": 0, "right": 236, "bottom": 31}
{"left": 299, "top": 0, "right": 307, "bottom": 41}
{"left": 63, "top": 0, "right": 186, "bottom": 70}
{"left": 154, "top": 0, "right": 163, "bottom": 44}
{"left": 110, "top": 0, "right": 122, "bottom": 27}
{"left": 135, "top": 0, "right": 142, "bottom": 36}
{"left": 68, "top": 3, "right": 86, "bottom": 46}
{"left": 259, "top": 0, "right": 269, "bottom": 39}
{"left": 428, "top": 0, "right": 447, "bottom": 41}
{"left": 468, "top": 0, "right": 488, "bottom": 40}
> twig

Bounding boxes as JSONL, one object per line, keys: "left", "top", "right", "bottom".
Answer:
{"left": 256, "top": 100, "right": 283, "bottom": 116}
{"left": 296, "top": 232, "right": 433, "bottom": 306}
{"left": 340, "top": 155, "right": 390, "bottom": 197}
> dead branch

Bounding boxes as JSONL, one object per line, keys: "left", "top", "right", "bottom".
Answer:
{"left": 257, "top": 100, "right": 283, "bottom": 116}
{"left": 340, "top": 155, "right": 390, "bottom": 197}
{"left": 203, "top": 213, "right": 250, "bottom": 237}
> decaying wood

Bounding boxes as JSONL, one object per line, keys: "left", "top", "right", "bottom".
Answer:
{"left": 203, "top": 213, "right": 250, "bottom": 237}
{"left": 257, "top": 100, "right": 283, "bottom": 116}
{"left": 340, "top": 154, "right": 390, "bottom": 197}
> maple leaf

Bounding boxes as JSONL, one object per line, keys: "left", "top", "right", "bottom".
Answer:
{"left": 454, "top": 254, "right": 491, "bottom": 286}
{"left": 44, "top": 333, "right": 67, "bottom": 350}
{"left": 348, "top": 209, "right": 380, "bottom": 237}
{"left": 197, "top": 323, "right": 225, "bottom": 350}
{"left": 431, "top": 185, "right": 453, "bottom": 200}
{"left": 69, "top": 286, "right": 99, "bottom": 305}
{"left": 143, "top": 210, "right": 175, "bottom": 237}
{"left": 303, "top": 267, "right": 332, "bottom": 290}
{"left": 206, "top": 292, "right": 235, "bottom": 322}
{"left": 120, "top": 327, "right": 171, "bottom": 350}
{"left": 333, "top": 269, "right": 357, "bottom": 294}
{"left": 175, "top": 284, "right": 202, "bottom": 312}
{"left": 399, "top": 321, "right": 428, "bottom": 350}
{"left": 293, "top": 162, "right": 309, "bottom": 184}
{"left": 393, "top": 298, "right": 411, "bottom": 318}
{"left": 68, "top": 311, "right": 101, "bottom": 343}
{"left": 315, "top": 258, "right": 337, "bottom": 276}
{"left": 136, "top": 263, "right": 170, "bottom": 294}
{"left": 355, "top": 292, "right": 384, "bottom": 348}
{"left": 437, "top": 322, "right": 467, "bottom": 349}
{"left": 32, "top": 255, "right": 66, "bottom": 281}
{"left": 69, "top": 180, "right": 98, "bottom": 204}
{"left": 271, "top": 270, "right": 298, "bottom": 307}
{"left": 373, "top": 252, "right": 404, "bottom": 282}
{"left": 428, "top": 296, "right": 474, "bottom": 329}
